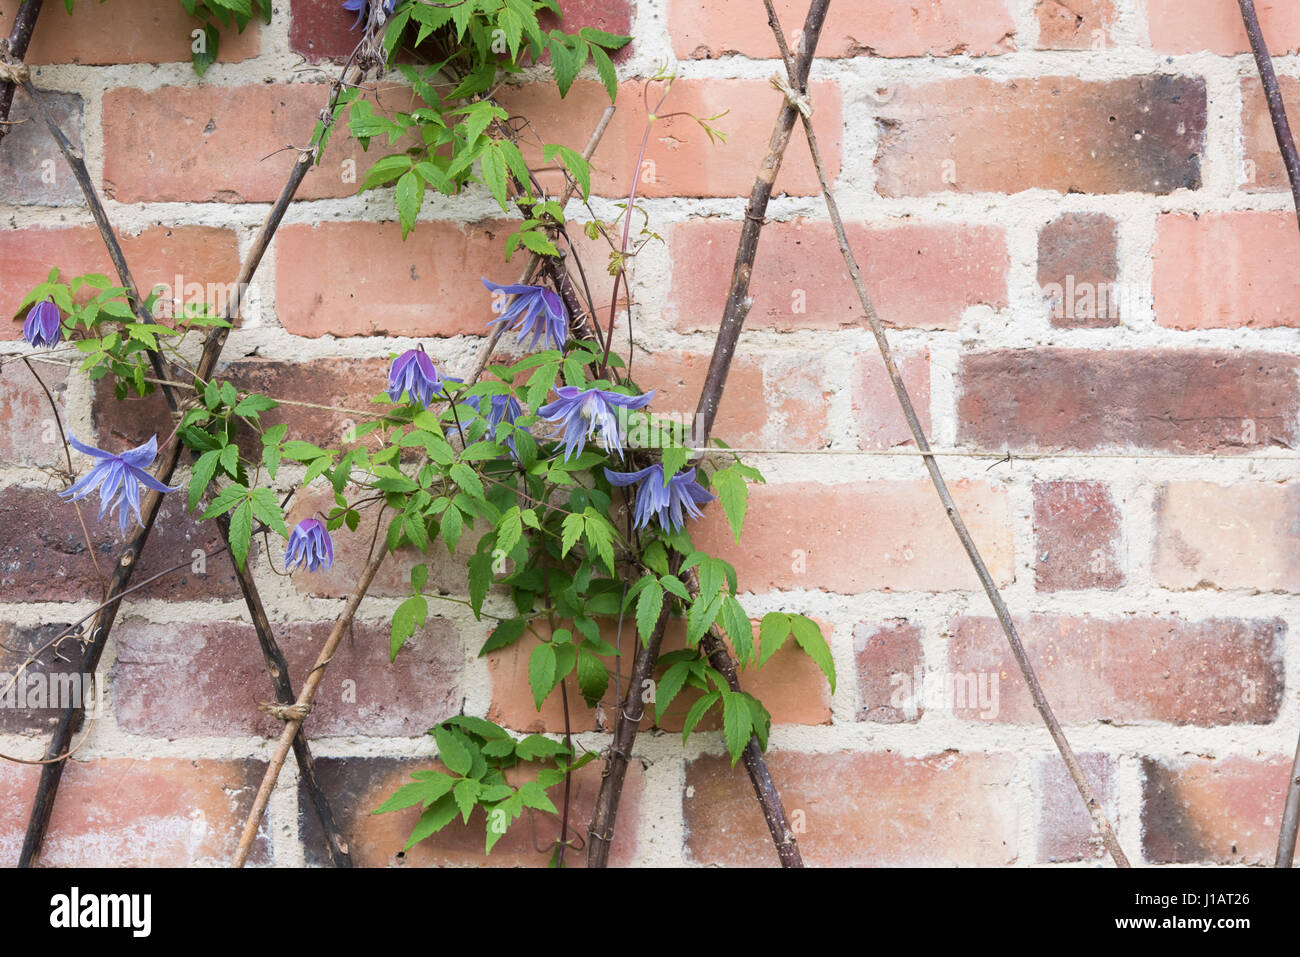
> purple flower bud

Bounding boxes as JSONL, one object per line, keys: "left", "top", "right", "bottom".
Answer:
{"left": 604, "top": 464, "right": 715, "bottom": 533}
{"left": 58, "top": 434, "right": 181, "bottom": 536}
{"left": 387, "top": 348, "right": 455, "bottom": 409}
{"left": 285, "top": 518, "right": 335, "bottom": 573}
{"left": 537, "top": 386, "right": 654, "bottom": 461}
{"left": 466, "top": 392, "right": 525, "bottom": 458}
{"left": 482, "top": 277, "right": 568, "bottom": 352}
{"left": 23, "top": 299, "right": 62, "bottom": 349}
{"left": 341, "top": 0, "right": 398, "bottom": 31}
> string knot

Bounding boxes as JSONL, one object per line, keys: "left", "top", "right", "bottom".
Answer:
{"left": 769, "top": 74, "right": 812, "bottom": 118}
{"left": 0, "top": 61, "right": 30, "bottom": 85}
{"left": 259, "top": 702, "right": 311, "bottom": 722}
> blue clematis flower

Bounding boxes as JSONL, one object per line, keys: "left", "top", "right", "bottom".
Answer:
{"left": 23, "top": 298, "right": 62, "bottom": 349}
{"left": 58, "top": 434, "right": 180, "bottom": 535}
{"left": 537, "top": 386, "right": 654, "bottom": 461}
{"left": 604, "top": 464, "right": 715, "bottom": 534}
{"left": 482, "top": 277, "right": 568, "bottom": 352}
{"left": 342, "top": 0, "right": 398, "bottom": 31}
{"left": 285, "top": 518, "right": 335, "bottom": 573}
{"left": 466, "top": 392, "right": 524, "bottom": 457}
{"left": 387, "top": 348, "right": 456, "bottom": 409}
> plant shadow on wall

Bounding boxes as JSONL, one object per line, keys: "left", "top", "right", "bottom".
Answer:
{"left": 1, "top": 0, "right": 834, "bottom": 869}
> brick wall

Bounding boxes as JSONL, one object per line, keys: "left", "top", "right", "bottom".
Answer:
{"left": 1, "top": 0, "right": 1297, "bottom": 867}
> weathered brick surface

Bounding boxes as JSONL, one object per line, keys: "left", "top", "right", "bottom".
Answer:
{"left": 949, "top": 615, "right": 1285, "bottom": 726}
{"left": 853, "top": 349, "right": 931, "bottom": 449}
{"left": 1033, "top": 481, "right": 1124, "bottom": 591}
{"left": 298, "top": 755, "right": 642, "bottom": 866}
{"left": 1036, "top": 752, "right": 1118, "bottom": 862}
{"left": 684, "top": 751, "right": 1018, "bottom": 866}
{"left": 0, "top": 485, "right": 246, "bottom": 602}
{"left": 0, "top": 758, "right": 271, "bottom": 867}
{"left": 1142, "top": 755, "right": 1292, "bottom": 865}
{"left": 957, "top": 350, "right": 1300, "bottom": 453}
{"left": 853, "top": 619, "right": 924, "bottom": 723}
{"left": 1154, "top": 482, "right": 1300, "bottom": 592}
{"left": 1037, "top": 213, "right": 1121, "bottom": 328}
{"left": 1, "top": 0, "right": 260, "bottom": 64}
{"left": 690, "top": 480, "right": 1014, "bottom": 594}
{"left": 113, "top": 617, "right": 461, "bottom": 738}
{"left": 1146, "top": 0, "right": 1300, "bottom": 55}
{"left": 874, "top": 76, "right": 1206, "bottom": 196}
{"left": 0, "top": 358, "right": 67, "bottom": 467}
{"left": 0, "top": 621, "right": 83, "bottom": 735}
{"left": 672, "top": 0, "right": 1017, "bottom": 59}
{"left": 669, "top": 218, "right": 1008, "bottom": 332}
{"left": 1036, "top": 0, "right": 1116, "bottom": 50}
{"left": 1153, "top": 212, "right": 1300, "bottom": 329}
{"left": 0, "top": 89, "right": 83, "bottom": 207}
{"left": 1242, "top": 77, "right": 1300, "bottom": 192}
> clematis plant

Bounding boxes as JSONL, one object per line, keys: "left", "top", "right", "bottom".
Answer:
{"left": 22, "top": 298, "right": 62, "bottom": 349}
{"left": 285, "top": 518, "right": 335, "bottom": 573}
{"left": 59, "top": 434, "right": 180, "bottom": 535}
{"left": 537, "top": 386, "right": 654, "bottom": 461}
{"left": 482, "top": 278, "right": 569, "bottom": 352}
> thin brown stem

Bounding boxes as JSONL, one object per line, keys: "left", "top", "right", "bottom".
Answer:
{"left": 0, "top": 0, "right": 42, "bottom": 144}
{"left": 763, "top": 0, "right": 1128, "bottom": 867}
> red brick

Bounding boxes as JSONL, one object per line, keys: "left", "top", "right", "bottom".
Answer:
{"left": 669, "top": 218, "right": 1008, "bottom": 332}
{"left": 1033, "top": 481, "right": 1124, "bottom": 591}
{"left": 1153, "top": 212, "right": 1300, "bottom": 329}
{"left": 501, "top": 79, "right": 839, "bottom": 199}
{"left": 0, "top": 485, "right": 247, "bottom": 603}
{"left": 690, "top": 479, "right": 1014, "bottom": 594}
{"left": 0, "top": 225, "right": 240, "bottom": 341}
{"left": 1146, "top": 0, "right": 1300, "bottom": 55}
{"left": 0, "top": 0, "right": 259, "bottom": 64}
{"left": 1242, "top": 77, "right": 1300, "bottom": 192}
{"left": 1036, "top": 0, "right": 1116, "bottom": 50}
{"left": 0, "top": 358, "right": 68, "bottom": 468}
{"left": 874, "top": 75, "right": 1205, "bottom": 196}
{"left": 671, "top": 0, "right": 1016, "bottom": 59}
{"left": 853, "top": 349, "right": 931, "bottom": 449}
{"left": 0, "top": 89, "right": 83, "bottom": 207}
{"left": 284, "top": 486, "right": 477, "bottom": 600}
{"left": 113, "top": 617, "right": 461, "bottom": 738}
{"left": 853, "top": 620, "right": 924, "bottom": 723}
{"left": 0, "top": 758, "right": 271, "bottom": 866}
{"left": 1036, "top": 753, "right": 1118, "bottom": 862}
{"left": 1037, "top": 212, "right": 1122, "bottom": 328}
{"left": 487, "top": 617, "right": 833, "bottom": 734}
{"left": 634, "top": 349, "right": 831, "bottom": 451}
{"left": 1154, "top": 482, "right": 1300, "bottom": 592}
{"left": 957, "top": 349, "right": 1300, "bottom": 453}
{"left": 1142, "top": 755, "right": 1292, "bottom": 864}
{"left": 684, "top": 750, "right": 1018, "bottom": 866}
{"left": 298, "top": 755, "right": 643, "bottom": 866}
{"left": 277, "top": 220, "right": 525, "bottom": 338}
{"left": 948, "top": 615, "right": 1285, "bottom": 726}
{"left": 102, "top": 84, "right": 421, "bottom": 203}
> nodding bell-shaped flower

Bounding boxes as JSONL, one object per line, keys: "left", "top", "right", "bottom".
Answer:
{"left": 604, "top": 464, "right": 715, "bottom": 534}
{"left": 481, "top": 277, "right": 568, "bottom": 352}
{"left": 23, "top": 298, "right": 62, "bottom": 349}
{"left": 537, "top": 386, "right": 654, "bottom": 461}
{"left": 387, "top": 347, "right": 456, "bottom": 409}
{"left": 285, "top": 518, "right": 335, "bottom": 573}
{"left": 58, "top": 434, "right": 180, "bottom": 536}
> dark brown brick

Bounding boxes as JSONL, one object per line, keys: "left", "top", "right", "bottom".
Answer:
{"left": 957, "top": 350, "right": 1300, "bottom": 453}
{"left": 1037, "top": 213, "right": 1121, "bottom": 327}
{"left": 0, "top": 621, "right": 86, "bottom": 735}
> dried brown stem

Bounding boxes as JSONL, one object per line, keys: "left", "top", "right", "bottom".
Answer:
{"left": 588, "top": 0, "right": 832, "bottom": 870}
{"left": 763, "top": 0, "right": 1128, "bottom": 867}
{"left": 0, "top": 0, "right": 42, "bottom": 144}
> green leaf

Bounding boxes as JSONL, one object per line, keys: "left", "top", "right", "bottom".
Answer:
{"left": 576, "top": 648, "right": 608, "bottom": 705}
{"left": 681, "top": 690, "right": 719, "bottom": 744}
{"left": 515, "top": 734, "right": 569, "bottom": 761}
{"left": 578, "top": 26, "right": 633, "bottom": 49}
{"left": 449, "top": 462, "right": 484, "bottom": 501}
{"left": 188, "top": 449, "right": 220, "bottom": 512}
{"left": 517, "top": 780, "right": 557, "bottom": 814}
{"left": 453, "top": 777, "right": 481, "bottom": 824}
{"left": 390, "top": 594, "right": 427, "bottom": 661}
{"left": 685, "top": 591, "right": 724, "bottom": 646}
{"left": 229, "top": 499, "right": 253, "bottom": 571}
{"left": 636, "top": 578, "right": 664, "bottom": 648}
{"left": 496, "top": 505, "right": 522, "bottom": 555}
{"left": 373, "top": 771, "right": 454, "bottom": 814}
{"left": 433, "top": 725, "right": 471, "bottom": 776}
{"left": 548, "top": 34, "right": 582, "bottom": 97}
{"left": 440, "top": 504, "right": 463, "bottom": 553}
{"left": 791, "top": 614, "right": 836, "bottom": 693}
{"left": 249, "top": 487, "right": 288, "bottom": 537}
{"left": 233, "top": 393, "right": 278, "bottom": 415}
{"left": 480, "top": 617, "right": 526, "bottom": 656}
{"left": 360, "top": 154, "right": 414, "bottom": 190}
{"left": 721, "top": 691, "right": 752, "bottom": 767}
{"left": 192, "top": 23, "right": 219, "bottom": 77}
{"left": 588, "top": 43, "right": 618, "bottom": 104}
{"left": 528, "top": 642, "right": 557, "bottom": 710}
{"left": 395, "top": 169, "right": 426, "bottom": 238}
{"left": 467, "top": 542, "right": 494, "bottom": 618}
{"left": 201, "top": 483, "right": 246, "bottom": 520}
{"left": 480, "top": 142, "right": 509, "bottom": 210}
{"left": 404, "top": 793, "right": 460, "bottom": 850}
{"left": 758, "top": 612, "right": 791, "bottom": 668}
{"left": 560, "top": 511, "right": 584, "bottom": 558}
{"left": 582, "top": 508, "right": 616, "bottom": 574}
{"left": 745, "top": 693, "right": 772, "bottom": 751}
{"left": 655, "top": 660, "right": 691, "bottom": 723}
{"left": 720, "top": 596, "right": 754, "bottom": 665}
{"left": 713, "top": 467, "right": 749, "bottom": 543}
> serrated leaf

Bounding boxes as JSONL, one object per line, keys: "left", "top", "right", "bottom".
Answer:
{"left": 432, "top": 725, "right": 471, "bottom": 776}
{"left": 681, "top": 690, "right": 719, "bottom": 744}
{"left": 390, "top": 594, "right": 427, "bottom": 661}
{"left": 721, "top": 691, "right": 752, "bottom": 767}
{"left": 188, "top": 449, "right": 220, "bottom": 512}
{"left": 636, "top": 578, "right": 664, "bottom": 647}
{"left": 404, "top": 793, "right": 459, "bottom": 850}
{"left": 480, "top": 142, "right": 509, "bottom": 210}
{"left": 758, "top": 612, "right": 791, "bottom": 668}
{"left": 576, "top": 648, "right": 608, "bottom": 704}
{"left": 528, "top": 642, "right": 557, "bottom": 710}
{"left": 560, "top": 511, "right": 584, "bottom": 557}
{"left": 655, "top": 659, "right": 691, "bottom": 722}
{"left": 790, "top": 614, "right": 836, "bottom": 694}
{"left": 395, "top": 169, "right": 425, "bottom": 237}
{"left": 449, "top": 462, "right": 484, "bottom": 501}
{"left": 720, "top": 596, "right": 754, "bottom": 665}
{"left": 229, "top": 500, "right": 253, "bottom": 571}
{"left": 713, "top": 468, "right": 749, "bottom": 543}
{"left": 496, "top": 506, "right": 522, "bottom": 555}
{"left": 453, "top": 777, "right": 480, "bottom": 824}
{"left": 685, "top": 591, "right": 723, "bottom": 646}
{"left": 480, "top": 618, "right": 526, "bottom": 656}
{"left": 467, "top": 543, "right": 494, "bottom": 618}
{"left": 515, "top": 734, "right": 569, "bottom": 761}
